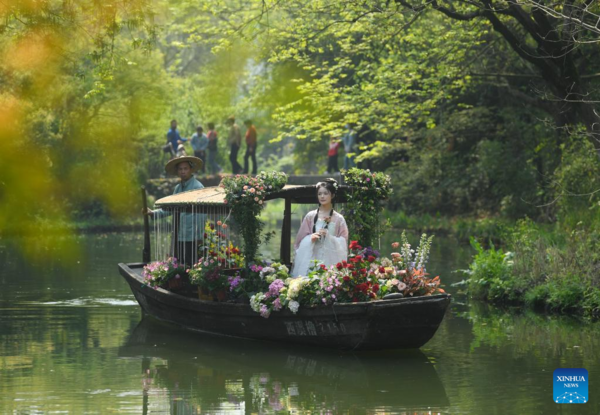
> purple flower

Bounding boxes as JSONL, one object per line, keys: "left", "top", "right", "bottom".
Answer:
{"left": 268, "top": 279, "right": 285, "bottom": 297}
{"left": 361, "top": 246, "right": 380, "bottom": 258}
{"left": 228, "top": 275, "right": 244, "bottom": 291}
{"left": 260, "top": 304, "right": 271, "bottom": 318}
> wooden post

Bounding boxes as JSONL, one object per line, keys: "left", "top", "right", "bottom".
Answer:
{"left": 141, "top": 186, "right": 151, "bottom": 263}
{"left": 280, "top": 197, "right": 292, "bottom": 265}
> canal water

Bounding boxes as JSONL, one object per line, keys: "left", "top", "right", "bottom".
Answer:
{"left": 1, "top": 230, "right": 598, "bottom": 414}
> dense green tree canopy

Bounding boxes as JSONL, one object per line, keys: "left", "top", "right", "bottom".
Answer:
{"left": 1, "top": 0, "right": 599, "bottom": 260}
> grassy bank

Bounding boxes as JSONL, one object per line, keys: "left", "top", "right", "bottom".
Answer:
{"left": 466, "top": 219, "right": 600, "bottom": 320}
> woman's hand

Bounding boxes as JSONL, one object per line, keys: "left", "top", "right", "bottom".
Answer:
{"left": 142, "top": 208, "right": 153, "bottom": 216}
{"left": 319, "top": 228, "right": 328, "bottom": 238}
{"left": 310, "top": 233, "right": 322, "bottom": 242}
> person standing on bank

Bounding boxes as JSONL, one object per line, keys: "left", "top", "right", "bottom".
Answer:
{"left": 291, "top": 178, "right": 349, "bottom": 277}
{"left": 243, "top": 119, "right": 258, "bottom": 175}
{"left": 166, "top": 119, "right": 187, "bottom": 160}
{"left": 144, "top": 156, "right": 206, "bottom": 266}
{"left": 191, "top": 126, "right": 209, "bottom": 174}
{"left": 206, "top": 122, "right": 222, "bottom": 175}
{"left": 326, "top": 136, "right": 340, "bottom": 174}
{"left": 226, "top": 116, "right": 243, "bottom": 174}
{"left": 342, "top": 123, "right": 357, "bottom": 170}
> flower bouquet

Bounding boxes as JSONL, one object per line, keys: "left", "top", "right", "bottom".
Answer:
{"left": 189, "top": 220, "right": 245, "bottom": 301}
{"left": 142, "top": 257, "right": 187, "bottom": 290}
{"left": 248, "top": 231, "right": 445, "bottom": 318}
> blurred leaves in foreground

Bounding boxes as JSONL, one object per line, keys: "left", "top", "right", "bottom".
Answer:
{"left": 0, "top": 0, "right": 160, "bottom": 262}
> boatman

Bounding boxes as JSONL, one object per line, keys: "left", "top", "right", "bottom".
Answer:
{"left": 144, "top": 156, "right": 206, "bottom": 266}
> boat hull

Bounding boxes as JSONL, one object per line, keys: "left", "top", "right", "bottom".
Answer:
{"left": 119, "top": 262, "right": 450, "bottom": 350}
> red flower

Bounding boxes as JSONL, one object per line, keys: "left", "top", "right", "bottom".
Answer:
{"left": 347, "top": 264, "right": 354, "bottom": 270}
{"left": 349, "top": 240, "right": 360, "bottom": 250}
{"left": 369, "top": 292, "right": 376, "bottom": 298}
{"left": 379, "top": 266, "right": 386, "bottom": 274}
{"left": 360, "top": 268, "right": 367, "bottom": 275}
{"left": 373, "top": 284, "right": 380, "bottom": 293}
{"left": 210, "top": 223, "right": 215, "bottom": 230}
{"left": 368, "top": 255, "right": 376, "bottom": 263}
{"left": 342, "top": 260, "right": 348, "bottom": 267}
{"left": 320, "top": 264, "right": 327, "bottom": 270}
{"left": 352, "top": 271, "right": 358, "bottom": 277}
{"left": 204, "top": 233, "right": 208, "bottom": 238}
{"left": 336, "top": 262, "right": 343, "bottom": 270}
{"left": 343, "top": 276, "right": 351, "bottom": 282}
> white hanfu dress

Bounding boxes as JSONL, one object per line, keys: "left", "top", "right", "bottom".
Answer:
{"left": 291, "top": 210, "right": 349, "bottom": 277}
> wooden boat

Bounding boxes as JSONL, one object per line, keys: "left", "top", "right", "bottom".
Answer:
{"left": 119, "top": 183, "right": 451, "bottom": 350}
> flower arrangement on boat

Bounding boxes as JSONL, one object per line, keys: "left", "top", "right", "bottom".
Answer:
{"left": 344, "top": 168, "right": 393, "bottom": 247}
{"left": 142, "top": 257, "right": 186, "bottom": 289}
{"left": 220, "top": 172, "right": 287, "bottom": 265}
{"left": 188, "top": 220, "right": 244, "bottom": 296}
{"left": 249, "top": 232, "right": 445, "bottom": 318}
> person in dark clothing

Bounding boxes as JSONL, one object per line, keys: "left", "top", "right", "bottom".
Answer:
{"left": 206, "top": 122, "right": 222, "bottom": 175}
{"left": 243, "top": 119, "right": 258, "bottom": 175}
{"left": 166, "top": 119, "right": 186, "bottom": 159}
{"left": 226, "top": 116, "right": 243, "bottom": 174}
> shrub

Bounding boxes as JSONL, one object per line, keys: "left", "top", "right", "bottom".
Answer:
{"left": 466, "top": 238, "right": 514, "bottom": 302}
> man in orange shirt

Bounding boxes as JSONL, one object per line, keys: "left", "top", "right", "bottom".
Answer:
{"left": 243, "top": 119, "right": 258, "bottom": 175}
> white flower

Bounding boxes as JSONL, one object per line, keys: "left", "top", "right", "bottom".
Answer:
{"left": 260, "top": 266, "right": 276, "bottom": 279}
{"left": 286, "top": 277, "right": 308, "bottom": 299}
{"left": 250, "top": 293, "right": 265, "bottom": 313}
{"left": 288, "top": 300, "right": 300, "bottom": 314}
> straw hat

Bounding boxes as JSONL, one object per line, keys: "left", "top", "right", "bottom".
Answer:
{"left": 165, "top": 156, "right": 203, "bottom": 176}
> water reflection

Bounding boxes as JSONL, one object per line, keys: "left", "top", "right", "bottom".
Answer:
{"left": 120, "top": 318, "right": 450, "bottom": 413}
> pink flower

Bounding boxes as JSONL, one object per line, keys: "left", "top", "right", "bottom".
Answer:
{"left": 391, "top": 242, "right": 400, "bottom": 249}
{"left": 222, "top": 224, "right": 228, "bottom": 229}
{"left": 217, "top": 220, "right": 222, "bottom": 226}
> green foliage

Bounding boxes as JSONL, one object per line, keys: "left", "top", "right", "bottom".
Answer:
{"left": 389, "top": 106, "right": 548, "bottom": 218}
{"left": 467, "top": 219, "right": 600, "bottom": 319}
{"left": 553, "top": 132, "right": 600, "bottom": 228}
{"left": 221, "top": 172, "right": 287, "bottom": 265}
{"left": 344, "top": 168, "right": 392, "bottom": 247}
{"left": 466, "top": 238, "right": 515, "bottom": 302}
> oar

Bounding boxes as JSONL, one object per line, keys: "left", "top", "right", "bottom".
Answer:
{"left": 141, "top": 186, "right": 151, "bottom": 263}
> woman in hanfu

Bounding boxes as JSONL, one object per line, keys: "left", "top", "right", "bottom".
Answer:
{"left": 291, "top": 179, "right": 349, "bottom": 277}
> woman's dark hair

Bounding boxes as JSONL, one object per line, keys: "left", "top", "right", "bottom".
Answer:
{"left": 313, "top": 178, "right": 338, "bottom": 233}
{"left": 207, "top": 122, "right": 215, "bottom": 129}
{"left": 316, "top": 178, "right": 338, "bottom": 198}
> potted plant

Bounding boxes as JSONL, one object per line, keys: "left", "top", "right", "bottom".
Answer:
{"left": 141, "top": 257, "right": 188, "bottom": 291}
{"left": 189, "top": 258, "right": 230, "bottom": 301}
